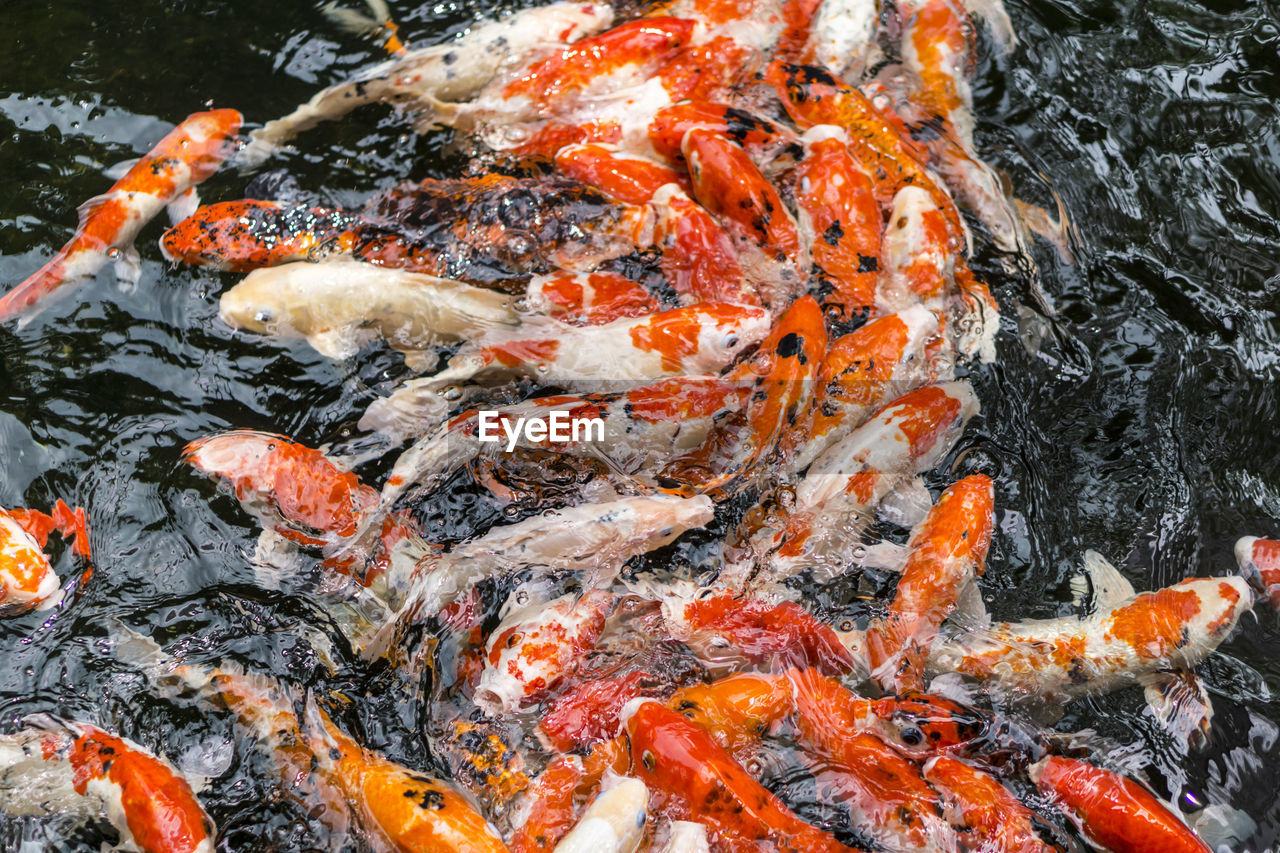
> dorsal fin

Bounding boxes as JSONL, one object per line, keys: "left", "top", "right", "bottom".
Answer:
{"left": 1078, "top": 550, "right": 1135, "bottom": 613}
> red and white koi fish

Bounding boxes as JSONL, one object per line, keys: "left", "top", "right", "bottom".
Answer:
{"left": 1029, "top": 755, "right": 1211, "bottom": 853}
{"left": 0, "top": 716, "right": 215, "bottom": 853}
{"left": 728, "top": 380, "right": 979, "bottom": 588}
{"left": 244, "top": 3, "right": 615, "bottom": 159}
{"left": 866, "top": 474, "right": 995, "bottom": 693}
{"left": 0, "top": 500, "right": 91, "bottom": 614}
{"left": 0, "top": 109, "right": 241, "bottom": 322}
{"left": 624, "top": 700, "right": 858, "bottom": 853}
{"left": 219, "top": 260, "right": 519, "bottom": 371}
{"left": 1236, "top": 535, "right": 1280, "bottom": 608}
{"left": 923, "top": 755, "right": 1060, "bottom": 853}
{"left": 524, "top": 271, "right": 662, "bottom": 326}
{"left": 928, "top": 551, "right": 1254, "bottom": 714}
{"left": 475, "top": 588, "right": 619, "bottom": 715}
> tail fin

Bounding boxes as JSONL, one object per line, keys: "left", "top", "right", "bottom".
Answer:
{"left": 319, "top": 0, "right": 406, "bottom": 55}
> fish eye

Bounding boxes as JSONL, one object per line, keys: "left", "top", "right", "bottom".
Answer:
{"left": 898, "top": 726, "right": 924, "bottom": 746}
{"left": 724, "top": 335, "right": 740, "bottom": 349}
{"left": 254, "top": 308, "right": 276, "bottom": 325}
{"left": 506, "top": 632, "right": 523, "bottom": 648}
{"left": 641, "top": 750, "right": 656, "bottom": 771}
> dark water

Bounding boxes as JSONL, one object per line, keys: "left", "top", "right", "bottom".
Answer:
{"left": 0, "top": 0, "right": 1278, "bottom": 849}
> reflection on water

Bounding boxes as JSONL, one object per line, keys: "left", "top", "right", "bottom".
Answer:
{"left": 0, "top": 0, "right": 1278, "bottom": 848}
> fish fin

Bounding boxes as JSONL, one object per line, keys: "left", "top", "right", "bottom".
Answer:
{"left": 1140, "top": 669, "right": 1214, "bottom": 750}
{"left": 103, "top": 157, "right": 141, "bottom": 181}
{"left": 252, "top": 529, "right": 302, "bottom": 590}
{"left": 400, "top": 348, "right": 441, "bottom": 373}
{"left": 113, "top": 245, "right": 142, "bottom": 288}
{"left": 1013, "top": 196, "right": 1075, "bottom": 265}
{"left": 877, "top": 476, "right": 933, "bottom": 529}
{"left": 167, "top": 186, "right": 200, "bottom": 225}
{"left": 1078, "top": 550, "right": 1136, "bottom": 613}
{"left": 74, "top": 192, "right": 120, "bottom": 230}
{"left": 307, "top": 326, "right": 365, "bottom": 360}
{"left": 950, "top": 575, "right": 991, "bottom": 630}
{"left": 857, "top": 540, "right": 911, "bottom": 573}
{"left": 924, "top": 671, "right": 981, "bottom": 706}
{"left": 1193, "top": 802, "right": 1257, "bottom": 852}
{"left": 1198, "top": 652, "right": 1272, "bottom": 704}
{"left": 958, "top": 0, "right": 1017, "bottom": 50}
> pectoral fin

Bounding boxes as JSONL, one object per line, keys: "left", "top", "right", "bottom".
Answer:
{"left": 1140, "top": 668, "right": 1213, "bottom": 749}
{"left": 167, "top": 187, "right": 200, "bottom": 225}
{"left": 113, "top": 245, "right": 142, "bottom": 288}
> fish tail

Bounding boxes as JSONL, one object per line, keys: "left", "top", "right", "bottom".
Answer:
{"left": 320, "top": 0, "right": 406, "bottom": 55}
{"left": 0, "top": 252, "right": 72, "bottom": 324}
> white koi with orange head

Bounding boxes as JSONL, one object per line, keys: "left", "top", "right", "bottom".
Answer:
{"left": 0, "top": 508, "right": 62, "bottom": 613}
{"left": 0, "top": 109, "right": 241, "bottom": 323}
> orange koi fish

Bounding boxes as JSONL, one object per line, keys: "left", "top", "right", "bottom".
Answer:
{"left": 0, "top": 716, "right": 215, "bottom": 853}
{"left": 501, "top": 18, "right": 697, "bottom": 111}
{"left": 0, "top": 109, "right": 241, "bottom": 322}
{"left": 658, "top": 295, "right": 827, "bottom": 494}
{"left": 794, "top": 126, "right": 883, "bottom": 327}
{"left": 160, "top": 199, "right": 358, "bottom": 272}
{"left": 766, "top": 61, "right": 970, "bottom": 253}
{"left": 923, "top": 755, "right": 1061, "bottom": 853}
{"left": 683, "top": 128, "right": 808, "bottom": 307}
{"left": 0, "top": 500, "right": 91, "bottom": 614}
{"left": 1030, "top": 755, "right": 1210, "bottom": 853}
{"left": 652, "top": 186, "right": 760, "bottom": 306}
{"left": 625, "top": 701, "right": 857, "bottom": 853}
{"left": 788, "top": 304, "right": 947, "bottom": 471}
{"left": 554, "top": 143, "right": 689, "bottom": 205}
{"left": 866, "top": 474, "right": 995, "bottom": 693}
{"left": 648, "top": 102, "right": 794, "bottom": 165}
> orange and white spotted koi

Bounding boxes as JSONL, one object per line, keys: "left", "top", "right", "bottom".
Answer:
{"left": 787, "top": 303, "right": 947, "bottom": 471}
{"left": 0, "top": 716, "right": 215, "bottom": 853}
{"left": 0, "top": 500, "right": 90, "bottom": 614}
{"left": 928, "top": 551, "right": 1254, "bottom": 706}
{"left": 524, "top": 270, "right": 662, "bottom": 325}
{"left": 0, "top": 109, "right": 241, "bottom": 322}
{"left": 866, "top": 473, "right": 995, "bottom": 693}
{"left": 1029, "top": 755, "right": 1211, "bottom": 853}
{"left": 475, "top": 588, "right": 619, "bottom": 715}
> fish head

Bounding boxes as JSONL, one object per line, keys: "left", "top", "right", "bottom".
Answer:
{"left": 0, "top": 507, "right": 60, "bottom": 613}
{"left": 691, "top": 304, "right": 771, "bottom": 372}
{"left": 179, "top": 109, "right": 244, "bottom": 182}
{"left": 218, "top": 265, "right": 320, "bottom": 337}
{"left": 873, "top": 693, "right": 987, "bottom": 757}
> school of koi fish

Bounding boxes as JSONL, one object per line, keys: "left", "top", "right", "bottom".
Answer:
{"left": 0, "top": 0, "right": 1276, "bottom": 851}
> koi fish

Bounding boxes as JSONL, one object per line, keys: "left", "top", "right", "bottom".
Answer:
{"left": 787, "top": 303, "right": 946, "bottom": 471}
{"left": 524, "top": 271, "right": 663, "bottom": 325}
{"left": 728, "top": 380, "right": 979, "bottom": 588}
{"left": 0, "top": 715, "right": 215, "bottom": 853}
{"left": 0, "top": 500, "right": 91, "bottom": 614}
{"left": 923, "top": 755, "right": 1060, "bottom": 853}
{"left": 219, "top": 259, "right": 519, "bottom": 371}
{"left": 929, "top": 551, "right": 1253, "bottom": 730}
{"left": 551, "top": 776, "right": 648, "bottom": 853}
{"left": 788, "top": 667, "right": 966, "bottom": 852}
{"left": 475, "top": 588, "right": 618, "bottom": 714}
{"left": 624, "top": 700, "right": 857, "bottom": 853}
{"left": 243, "top": 3, "right": 615, "bottom": 159}
{"left": 793, "top": 125, "right": 883, "bottom": 327}
{"left": 1029, "top": 755, "right": 1211, "bottom": 853}
{"left": 865, "top": 474, "right": 995, "bottom": 693}
{"left": 0, "top": 109, "right": 241, "bottom": 322}
{"left": 1236, "top": 535, "right": 1280, "bottom": 608}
